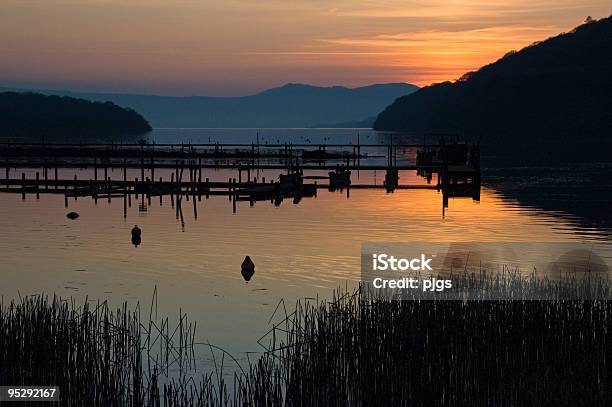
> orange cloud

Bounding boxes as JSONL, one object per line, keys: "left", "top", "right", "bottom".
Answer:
{"left": 0, "top": 1, "right": 609, "bottom": 94}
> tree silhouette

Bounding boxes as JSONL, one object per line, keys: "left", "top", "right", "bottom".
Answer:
{"left": 0, "top": 92, "right": 152, "bottom": 141}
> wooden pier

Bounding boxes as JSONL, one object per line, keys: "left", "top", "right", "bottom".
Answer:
{"left": 0, "top": 140, "right": 481, "bottom": 216}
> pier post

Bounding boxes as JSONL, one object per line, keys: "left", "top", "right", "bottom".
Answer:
{"left": 93, "top": 178, "right": 98, "bottom": 205}
{"left": 193, "top": 189, "right": 197, "bottom": 219}
{"left": 36, "top": 172, "right": 39, "bottom": 199}
{"left": 192, "top": 166, "right": 196, "bottom": 194}
{"left": 3, "top": 141, "right": 7, "bottom": 184}
{"left": 393, "top": 146, "right": 396, "bottom": 166}
{"left": 21, "top": 172, "right": 25, "bottom": 200}
{"left": 198, "top": 158, "right": 202, "bottom": 183}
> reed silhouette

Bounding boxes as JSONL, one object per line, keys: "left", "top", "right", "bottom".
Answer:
{"left": 1, "top": 271, "right": 609, "bottom": 405}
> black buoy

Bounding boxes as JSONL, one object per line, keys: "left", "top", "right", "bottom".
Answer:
{"left": 241, "top": 256, "right": 255, "bottom": 282}
{"left": 131, "top": 225, "right": 142, "bottom": 247}
{"left": 66, "top": 212, "right": 79, "bottom": 220}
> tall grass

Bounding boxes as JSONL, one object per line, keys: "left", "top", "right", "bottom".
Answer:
{"left": 247, "top": 272, "right": 611, "bottom": 406}
{"left": 0, "top": 294, "right": 225, "bottom": 406}
{"left": 1, "top": 272, "right": 610, "bottom": 406}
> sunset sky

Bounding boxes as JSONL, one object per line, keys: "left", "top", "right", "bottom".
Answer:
{"left": 1, "top": 1, "right": 610, "bottom": 96}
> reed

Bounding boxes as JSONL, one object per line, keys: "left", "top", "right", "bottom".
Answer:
{"left": 1, "top": 271, "right": 610, "bottom": 406}
{"left": 0, "top": 294, "right": 225, "bottom": 406}
{"left": 246, "top": 272, "right": 611, "bottom": 406}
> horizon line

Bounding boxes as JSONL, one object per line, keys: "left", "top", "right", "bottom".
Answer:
{"left": 0, "top": 81, "right": 419, "bottom": 99}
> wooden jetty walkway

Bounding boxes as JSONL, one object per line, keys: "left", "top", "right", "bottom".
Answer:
{"left": 0, "top": 140, "right": 481, "bottom": 216}
{"left": 1, "top": 140, "right": 433, "bottom": 168}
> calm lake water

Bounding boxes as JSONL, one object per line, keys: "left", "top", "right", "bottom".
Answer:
{"left": 1, "top": 128, "right": 610, "bottom": 374}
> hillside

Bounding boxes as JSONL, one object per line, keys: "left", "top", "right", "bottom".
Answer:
{"left": 2, "top": 83, "right": 417, "bottom": 128}
{"left": 374, "top": 16, "right": 612, "bottom": 162}
{"left": 0, "top": 92, "right": 151, "bottom": 141}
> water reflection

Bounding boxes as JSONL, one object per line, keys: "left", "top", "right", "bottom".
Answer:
{"left": 484, "top": 165, "right": 612, "bottom": 236}
{"left": 0, "top": 172, "right": 610, "bottom": 357}
{"left": 0, "top": 128, "right": 600, "bottom": 366}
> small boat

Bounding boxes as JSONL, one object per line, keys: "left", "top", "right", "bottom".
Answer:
{"left": 329, "top": 168, "right": 351, "bottom": 188}
{"left": 384, "top": 169, "right": 399, "bottom": 190}
{"left": 279, "top": 172, "right": 303, "bottom": 186}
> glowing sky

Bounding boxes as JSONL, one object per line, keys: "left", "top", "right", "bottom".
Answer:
{"left": 0, "top": 1, "right": 609, "bottom": 96}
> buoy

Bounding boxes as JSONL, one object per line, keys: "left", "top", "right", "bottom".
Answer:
{"left": 66, "top": 212, "right": 79, "bottom": 220}
{"left": 131, "top": 225, "right": 142, "bottom": 247}
{"left": 241, "top": 256, "right": 255, "bottom": 282}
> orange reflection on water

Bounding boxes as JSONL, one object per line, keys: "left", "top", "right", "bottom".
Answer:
{"left": 0, "top": 186, "right": 603, "bottom": 353}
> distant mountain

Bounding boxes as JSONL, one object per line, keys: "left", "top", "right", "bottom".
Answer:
{"left": 2, "top": 83, "right": 418, "bottom": 129}
{"left": 374, "top": 16, "right": 612, "bottom": 163}
{"left": 0, "top": 92, "right": 151, "bottom": 141}
{"left": 310, "top": 116, "right": 376, "bottom": 128}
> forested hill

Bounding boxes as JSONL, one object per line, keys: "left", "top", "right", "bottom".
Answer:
{"left": 373, "top": 15, "right": 612, "bottom": 161}
{"left": 0, "top": 92, "right": 152, "bottom": 141}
